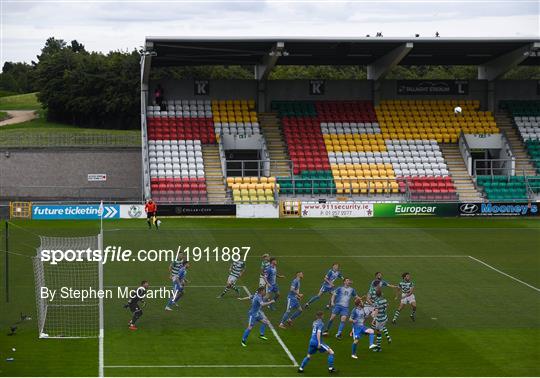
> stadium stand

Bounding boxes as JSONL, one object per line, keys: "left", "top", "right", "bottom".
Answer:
{"left": 501, "top": 100, "right": 540, "bottom": 174}
{"left": 226, "top": 176, "right": 277, "bottom": 204}
{"left": 272, "top": 100, "right": 475, "bottom": 200}
{"left": 148, "top": 140, "right": 207, "bottom": 203}
{"left": 375, "top": 99, "right": 498, "bottom": 201}
{"left": 147, "top": 102, "right": 216, "bottom": 143}
{"left": 212, "top": 99, "right": 259, "bottom": 136}
{"left": 278, "top": 171, "right": 335, "bottom": 195}
{"left": 475, "top": 175, "right": 530, "bottom": 201}
{"left": 145, "top": 96, "right": 539, "bottom": 204}
{"left": 147, "top": 100, "right": 215, "bottom": 203}
{"left": 147, "top": 99, "right": 267, "bottom": 204}
{"left": 473, "top": 100, "right": 540, "bottom": 202}
{"left": 376, "top": 100, "right": 498, "bottom": 142}
{"left": 526, "top": 140, "right": 540, "bottom": 174}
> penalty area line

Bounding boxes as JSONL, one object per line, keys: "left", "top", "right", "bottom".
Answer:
{"left": 468, "top": 255, "right": 540, "bottom": 293}
{"left": 104, "top": 284, "right": 224, "bottom": 288}
{"left": 242, "top": 286, "right": 299, "bottom": 367}
{"left": 267, "top": 255, "right": 466, "bottom": 258}
{"left": 104, "top": 364, "right": 293, "bottom": 368}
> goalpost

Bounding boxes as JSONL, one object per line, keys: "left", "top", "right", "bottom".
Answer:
{"left": 31, "top": 203, "right": 105, "bottom": 376}
{"left": 32, "top": 235, "right": 102, "bottom": 339}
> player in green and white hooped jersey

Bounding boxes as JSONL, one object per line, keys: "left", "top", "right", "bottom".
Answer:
{"left": 167, "top": 253, "right": 186, "bottom": 308}
{"left": 169, "top": 252, "right": 185, "bottom": 276}
{"left": 218, "top": 260, "right": 246, "bottom": 298}
{"left": 364, "top": 272, "right": 397, "bottom": 319}
{"left": 372, "top": 286, "right": 391, "bottom": 351}
{"left": 392, "top": 272, "right": 416, "bottom": 324}
{"left": 259, "top": 254, "right": 271, "bottom": 288}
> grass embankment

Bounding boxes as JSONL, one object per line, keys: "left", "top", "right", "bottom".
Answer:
{"left": 0, "top": 93, "right": 140, "bottom": 147}
{"left": 0, "top": 92, "right": 41, "bottom": 111}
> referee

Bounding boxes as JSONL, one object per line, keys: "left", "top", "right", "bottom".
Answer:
{"left": 125, "top": 280, "right": 149, "bottom": 331}
{"left": 144, "top": 199, "right": 158, "bottom": 230}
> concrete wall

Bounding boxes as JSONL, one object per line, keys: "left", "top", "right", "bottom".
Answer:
{"left": 149, "top": 79, "right": 539, "bottom": 112}
{"left": 378, "top": 80, "right": 489, "bottom": 108}
{"left": 0, "top": 148, "right": 142, "bottom": 201}
{"left": 494, "top": 80, "right": 540, "bottom": 104}
{"left": 221, "top": 134, "right": 265, "bottom": 150}
{"left": 266, "top": 80, "right": 373, "bottom": 109}
{"left": 148, "top": 79, "right": 257, "bottom": 104}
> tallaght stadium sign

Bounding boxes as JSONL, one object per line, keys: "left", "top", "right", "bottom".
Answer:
{"left": 397, "top": 80, "right": 469, "bottom": 95}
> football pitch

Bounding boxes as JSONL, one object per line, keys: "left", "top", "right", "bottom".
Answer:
{"left": 1, "top": 217, "right": 539, "bottom": 377}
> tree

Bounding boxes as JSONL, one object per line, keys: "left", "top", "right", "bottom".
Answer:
{"left": 0, "top": 62, "right": 36, "bottom": 93}
{"left": 35, "top": 38, "right": 140, "bottom": 129}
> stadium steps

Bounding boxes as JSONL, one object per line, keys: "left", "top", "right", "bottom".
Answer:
{"left": 202, "top": 145, "right": 228, "bottom": 203}
{"left": 440, "top": 144, "right": 484, "bottom": 202}
{"left": 495, "top": 111, "right": 537, "bottom": 176}
{"left": 259, "top": 112, "right": 292, "bottom": 177}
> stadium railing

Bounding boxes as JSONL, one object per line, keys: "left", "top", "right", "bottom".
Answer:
{"left": 458, "top": 131, "right": 473, "bottom": 176}
{"left": 474, "top": 164, "right": 540, "bottom": 202}
{"left": 224, "top": 159, "right": 293, "bottom": 178}
{"left": 474, "top": 158, "right": 516, "bottom": 177}
{"left": 275, "top": 177, "right": 457, "bottom": 202}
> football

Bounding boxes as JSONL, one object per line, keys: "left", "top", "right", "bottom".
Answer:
{"left": 454, "top": 106, "right": 463, "bottom": 114}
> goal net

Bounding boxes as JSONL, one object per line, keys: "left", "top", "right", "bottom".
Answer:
{"left": 32, "top": 235, "right": 102, "bottom": 338}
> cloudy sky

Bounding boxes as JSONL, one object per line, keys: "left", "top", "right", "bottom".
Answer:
{"left": 1, "top": 0, "right": 538, "bottom": 65}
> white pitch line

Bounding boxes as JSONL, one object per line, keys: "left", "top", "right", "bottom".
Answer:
{"left": 242, "top": 286, "right": 299, "bottom": 367}
{"left": 104, "top": 285, "right": 223, "bottom": 288}
{"left": 468, "top": 256, "right": 540, "bottom": 293}
{"left": 104, "top": 227, "right": 540, "bottom": 232}
{"left": 267, "top": 255, "right": 466, "bottom": 258}
{"left": 105, "top": 364, "right": 293, "bottom": 368}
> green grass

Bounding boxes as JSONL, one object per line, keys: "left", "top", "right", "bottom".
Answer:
{"left": 0, "top": 109, "right": 138, "bottom": 134}
{"left": 0, "top": 93, "right": 139, "bottom": 147}
{"left": 0, "top": 90, "right": 17, "bottom": 98}
{"left": 1, "top": 218, "right": 539, "bottom": 377}
{"left": 0, "top": 93, "right": 138, "bottom": 148}
{"left": 0, "top": 111, "right": 8, "bottom": 121}
{"left": 0, "top": 110, "right": 140, "bottom": 147}
{"left": 0, "top": 92, "right": 41, "bottom": 110}
{"left": 1, "top": 115, "right": 141, "bottom": 136}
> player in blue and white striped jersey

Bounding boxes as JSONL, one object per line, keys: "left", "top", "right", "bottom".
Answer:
{"left": 264, "top": 257, "right": 284, "bottom": 310}
{"left": 323, "top": 278, "right": 359, "bottom": 339}
{"left": 165, "top": 255, "right": 185, "bottom": 310}
{"left": 349, "top": 297, "right": 377, "bottom": 359}
{"left": 298, "top": 311, "right": 336, "bottom": 374}
{"left": 239, "top": 287, "right": 275, "bottom": 347}
{"left": 279, "top": 271, "right": 304, "bottom": 329}
{"left": 165, "top": 260, "right": 189, "bottom": 311}
{"left": 305, "top": 263, "right": 343, "bottom": 309}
